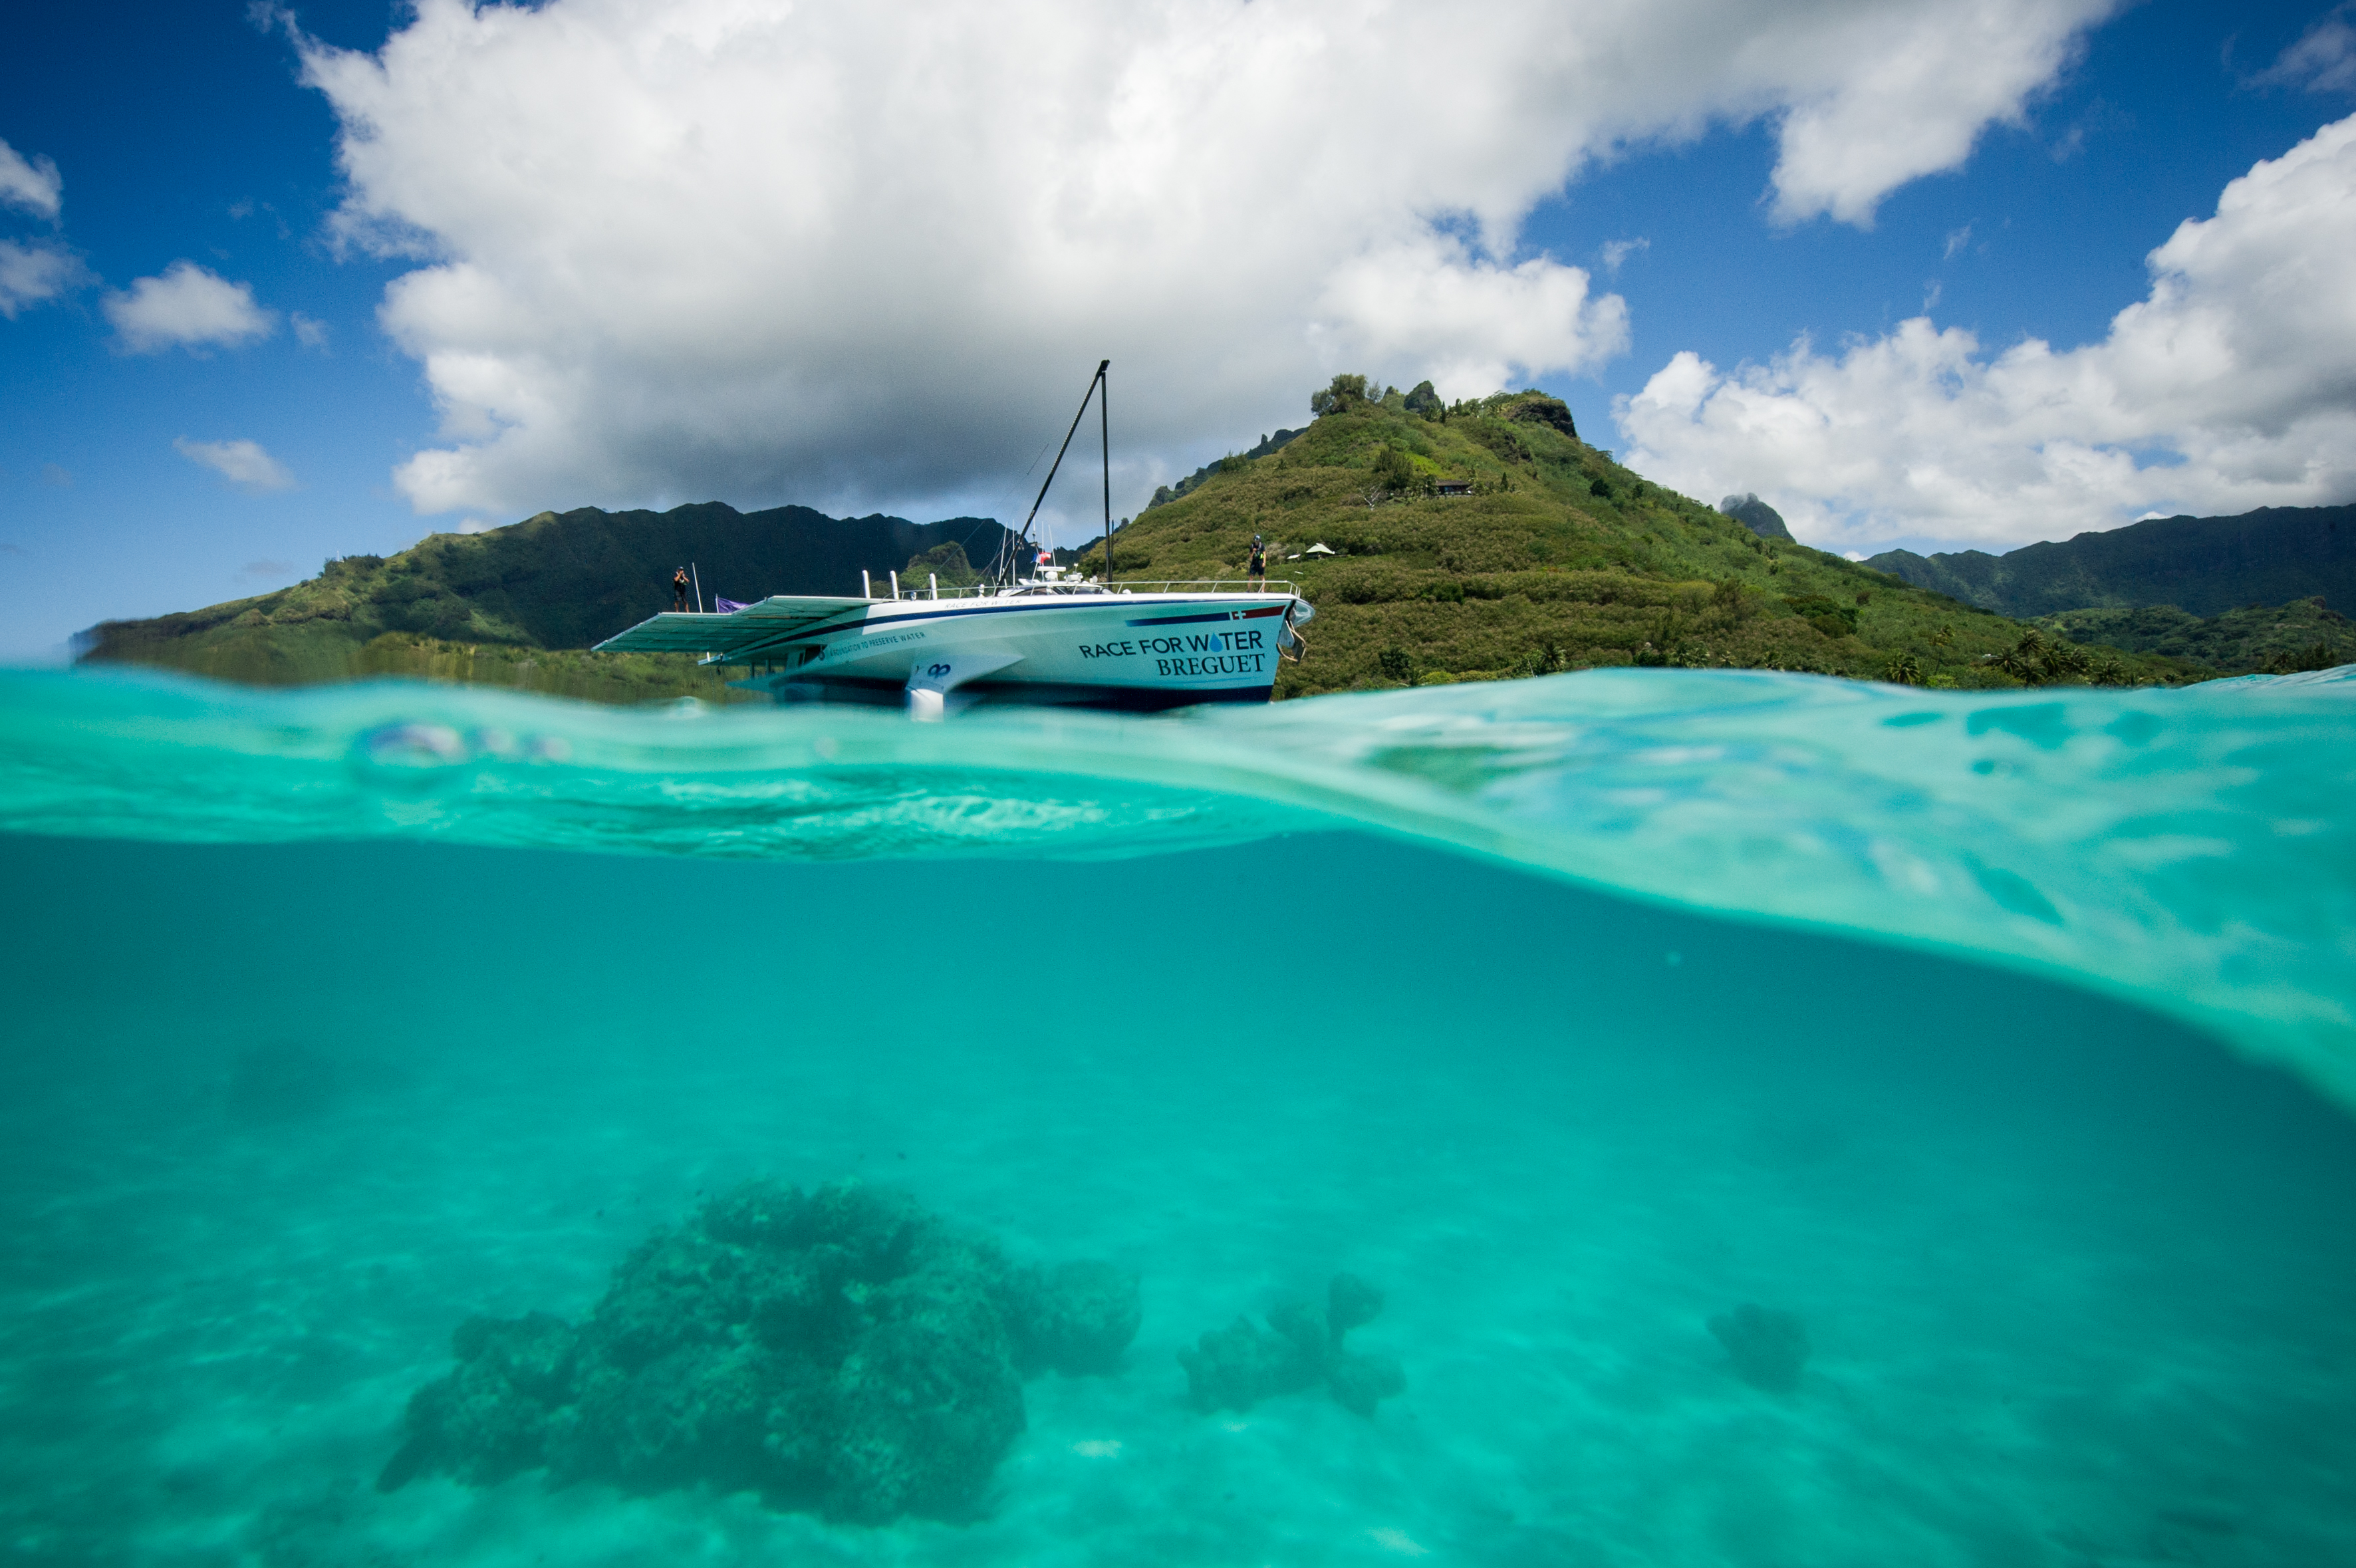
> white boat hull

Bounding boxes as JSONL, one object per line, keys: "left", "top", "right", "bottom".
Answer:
{"left": 596, "top": 587, "right": 1308, "bottom": 712}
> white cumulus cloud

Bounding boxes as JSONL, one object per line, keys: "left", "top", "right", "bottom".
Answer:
{"left": 0, "top": 239, "right": 91, "bottom": 319}
{"left": 0, "top": 139, "right": 84, "bottom": 319}
{"left": 1763, "top": 3, "right": 2101, "bottom": 227}
{"left": 286, "top": 0, "right": 2117, "bottom": 525}
{"left": 0, "top": 138, "right": 63, "bottom": 221}
{"left": 1617, "top": 112, "right": 2356, "bottom": 553}
{"left": 174, "top": 436, "right": 297, "bottom": 493}
{"left": 2258, "top": 4, "right": 2356, "bottom": 95}
{"left": 104, "top": 261, "right": 276, "bottom": 354}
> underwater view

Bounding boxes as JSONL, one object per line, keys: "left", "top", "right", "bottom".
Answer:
{"left": 2, "top": 665, "right": 2353, "bottom": 1567}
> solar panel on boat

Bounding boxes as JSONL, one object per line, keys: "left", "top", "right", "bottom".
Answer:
{"left": 592, "top": 597, "right": 870, "bottom": 656}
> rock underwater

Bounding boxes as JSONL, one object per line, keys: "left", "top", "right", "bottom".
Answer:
{"left": 378, "top": 1181, "right": 1140, "bottom": 1523}
{"left": 1708, "top": 1302, "right": 1809, "bottom": 1392}
{"left": 1179, "top": 1273, "right": 1404, "bottom": 1417}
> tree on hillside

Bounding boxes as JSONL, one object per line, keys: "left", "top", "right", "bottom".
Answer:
{"left": 1987, "top": 627, "right": 2097, "bottom": 685}
{"left": 1371, "top": 445, "right": 1416, "bottom": 493}
{"left": 1310, "top": 373, "right": 1371, "bottom": 416}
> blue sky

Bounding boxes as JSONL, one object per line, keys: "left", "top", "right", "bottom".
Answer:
{"left": 3, "top": 1, "right": 2352, "bottom": 660}
{"left": 1533, "top": 0, "right": 2344, "bottom": 441}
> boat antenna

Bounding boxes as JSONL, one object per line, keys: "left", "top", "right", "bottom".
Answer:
{"left": 1004, "top": 360, "right": 1109, "bottom": 585}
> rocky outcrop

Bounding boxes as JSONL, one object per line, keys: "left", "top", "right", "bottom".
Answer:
{"left": 1178, "top": 1273, "right": 1404, "bottom": 1418}
{"left": 1718, "top": 493, "right": 1794, "bottom": 541}
{"left": 1506, "top": 395, "right": 1578, "bottom": 441}
{"left": 1708, "top": 1303, "right": 1809, "bottom": 1392}
{"left": 378, "top": 1181, "right": 1138, "bottom": 1523}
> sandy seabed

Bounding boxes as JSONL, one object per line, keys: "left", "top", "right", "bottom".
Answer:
{"left": 1, "top": 833, "right": 2351, "bottom": 1567}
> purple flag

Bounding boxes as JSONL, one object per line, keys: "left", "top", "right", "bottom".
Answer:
{"left": 714, "top": 597, "right": 753, "bottom": 613}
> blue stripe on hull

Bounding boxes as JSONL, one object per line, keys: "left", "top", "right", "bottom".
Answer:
{"left": 721, "top": 592, "right": 1295, "bottom": 666}
{"left": 1124, "top": 606, "right": 1287, "bottom": 628}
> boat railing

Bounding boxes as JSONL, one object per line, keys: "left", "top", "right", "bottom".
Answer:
{"left": 899, "top": 578, "right": 1299, "bottom": 600}
{"left": 1104, "top": 579, "right": 1299, "bottom": 595}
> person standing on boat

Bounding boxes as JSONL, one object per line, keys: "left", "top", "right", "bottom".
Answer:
{"left": 1247, "top": 535, "right": 1267, "bottom": 588}
{"left": 672, "top": 568, "right": 691, "bottom": 612}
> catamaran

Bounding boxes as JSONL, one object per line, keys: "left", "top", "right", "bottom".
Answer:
{"left": 593, "top": 361, "right": 1312, "bottom": 716}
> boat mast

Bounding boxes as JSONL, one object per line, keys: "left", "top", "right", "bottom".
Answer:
{"left": 1100, "top": 362, "right": 1112, "bottom": 583}
{"left": 1006, "top": 360, "right": 1110, "bottom": 586}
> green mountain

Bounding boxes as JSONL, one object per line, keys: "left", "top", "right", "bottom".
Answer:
{"left": 80, "top": 380, "right": 2230, "bottom": 703}
{"left": 2033, "top": 598, "right": 2355, "bottom": 677}
{"left": 1865, "top": 505, "right": 2356, "bottom": 619}
{"left": 79, "top": 503, "right": 1006, "bottom": 701}
{"left": 1074, "top": 378, "right": 2191, "bottom": 694}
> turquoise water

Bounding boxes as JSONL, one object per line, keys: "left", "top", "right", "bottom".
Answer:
{"left": 2, "top": 666, "right": 2353, "bottom": 1565}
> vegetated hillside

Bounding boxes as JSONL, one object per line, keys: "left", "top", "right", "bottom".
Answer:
{"left": 80, "top": 503, "right": 1008, "bottom": 698}
{"left": 1865, "top": 505, "right": 2356, "bottom": 620}
{"left": 1077, "top": 377, "right": 2195, "bottom": 694}
{"left": 2034, "top": 597, "right": 2356, "bottom": 676}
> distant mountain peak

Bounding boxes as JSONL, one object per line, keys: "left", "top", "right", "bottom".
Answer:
{"left": 1717, "top": 493, "right": 1793, "bottom": 542}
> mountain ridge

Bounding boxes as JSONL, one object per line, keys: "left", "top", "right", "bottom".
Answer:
{"left": 1864, "top": 505, "right": 2356, "bottom": 619}
{"left": 79, "top": 502, "right": 1007, "bottom": 696}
